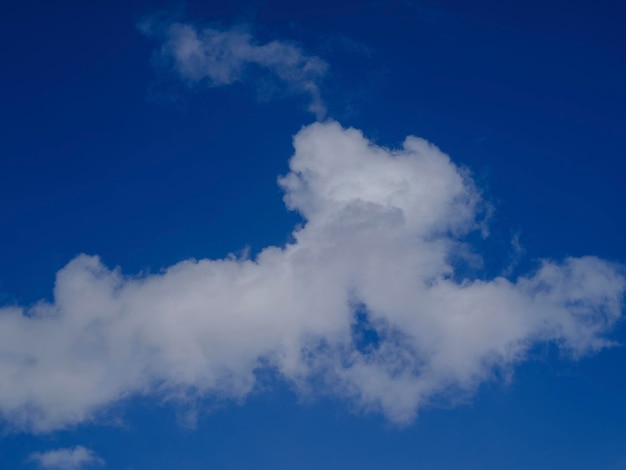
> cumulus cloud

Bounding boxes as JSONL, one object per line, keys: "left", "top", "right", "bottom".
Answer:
{"left": 142, "top": 20, "right": 328, "bottom": 118}
{"left": 29, "top": 446, "right": 104, "bottom": 470}
{"left": 0, "top": 122, "right": 624, "bottom": 432}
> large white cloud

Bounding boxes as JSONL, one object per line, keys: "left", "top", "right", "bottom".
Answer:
{"left": 0, "top": 121, "right": 623, "bottom": 432}
{"left": 142, "top": 20, "right": 328, "bottom": 118}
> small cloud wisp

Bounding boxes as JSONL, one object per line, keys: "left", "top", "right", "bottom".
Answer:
{"left": 29, "top": 446, "right": 104, "bottom": 470}
{"left": 142, "top": 19, "right": 328, "bottom": 118}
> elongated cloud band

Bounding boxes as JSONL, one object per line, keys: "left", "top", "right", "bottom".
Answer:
{"left": 142, "top": 20, "right": 328, "bottom": 118}
{"left": 29, "top": 446, "right": 104, "bottom": 469}
{"left": 0, "top": 121, "right": 623, "bottom": 432}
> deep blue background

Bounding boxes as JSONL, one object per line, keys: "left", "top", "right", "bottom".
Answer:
{"left": 1, "top": 0, "right": 625, "bottom": 468}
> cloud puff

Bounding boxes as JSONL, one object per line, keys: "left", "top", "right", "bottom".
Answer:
{"left": 142, "top": 20, "right": 328, "bottom": 118}
{"left": 29, "top": 446, "right": 104, "bottom": 470}
{"left": 0, "top": 122, "right": 623, "bottom": 432}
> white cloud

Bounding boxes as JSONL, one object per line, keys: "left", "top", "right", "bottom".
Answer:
{"left": 0, "top": 121, "right": 623, "bottom": 432}
{"left": 29, "top": 446, "right": 104, "bottom": 470}
{"left": 142, "top": 20, "right": 328, "bottom": 118}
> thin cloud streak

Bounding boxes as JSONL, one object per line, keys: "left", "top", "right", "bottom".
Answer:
{"left": 29, "top": 446, "right": 104, "bottom": 470}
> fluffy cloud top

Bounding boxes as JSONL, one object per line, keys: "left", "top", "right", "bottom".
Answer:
{"left": 29, "top": 446, "right": 104, "bottom": 470}
{"left": 0, "top": 121, "right": 623, "bottom": 432}
{"left": 142, "top": 20, "right": 328, "bottom": 118}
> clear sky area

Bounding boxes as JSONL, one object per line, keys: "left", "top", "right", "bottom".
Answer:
{"left": 1, "top": 1, "right": 626, "bottom": 469}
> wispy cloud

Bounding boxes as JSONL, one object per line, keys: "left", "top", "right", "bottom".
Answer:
{"left": 0, "top": 121, "right": 623, "bottom": 432}
{"left": 141, "top": 19, "right": 328, "bottom": 118}
{"left": 502, "top": 232, "right": 526, "bottom": 277}
{"left": 29, "top": 446, "right": 104, "bottom": 470}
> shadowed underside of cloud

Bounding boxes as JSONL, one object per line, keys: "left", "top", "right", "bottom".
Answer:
{"left": 141, "top": 19, "right": 328, "bottom": 118}
{"left": 0, "top": 121, "right": 623, "bottom": 432}
{"left": 29, "top": 446, "right": 104, "bottom": 469}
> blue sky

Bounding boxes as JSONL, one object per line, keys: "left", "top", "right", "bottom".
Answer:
{"left": 1, "top": 0, "right": 626, "bottom": 469}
